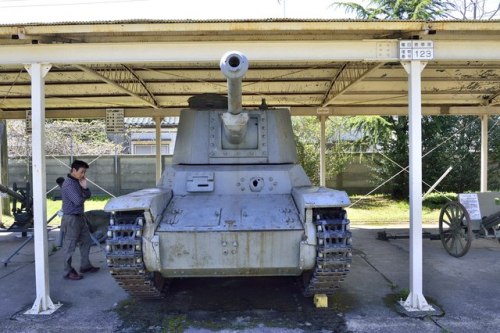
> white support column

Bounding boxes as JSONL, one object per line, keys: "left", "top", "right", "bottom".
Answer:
{"left": 480, "top": 115, "right": 488, "bottom": 192}
{"left": 154, "top": 117, "right": 162, "bottom": 182}
{"left": 24, "top": 63, "right": 61, "bottom": 315}
{"left": 400, "top": 60, "right": 433, "bottom": 312}
{"left": 319, "top": 115, "right": 327, "bottom": 187}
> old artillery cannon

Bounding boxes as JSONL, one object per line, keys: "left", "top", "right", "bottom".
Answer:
{"left": 0, "top": 182, "right": 34, "bottom": 232}
{"left": 439, "top": 191, "right": 500, "bottom": 257}
{"left": 0, "top": 181, "right": 109, "bottom": 265}
{"left": 0, "top": 181, "right": 109, "bottom": 239}
{"left": 378, "top": 191, "right": 500, "bottom": 258}
{"left": 0, "top": 182, "right": 58, "bottom": 266}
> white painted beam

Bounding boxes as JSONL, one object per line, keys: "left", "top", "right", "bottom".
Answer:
{"left": 0, "top": 41, "right": 394, "bottom": 64}
{"left": 0, "top": 40, "right": 499, "bottom": 65}
{"left": 319, "top": 115, "right": 327, "bottom": 187}
{"left": 434, "top": 41, "right": 500, "bottom": 61}
{"left": 24, "top": 63, "right": 61, "bottom": 315}
{"left": 480, "top": 115, "right": 489, "bottom": 192}
{"left": 155, "top": 117, "right": 162, "bottom": 182}
{"left": 400, "top": 60, "right": 433, "bottom": 312}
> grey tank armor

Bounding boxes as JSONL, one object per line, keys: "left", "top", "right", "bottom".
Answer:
{"left": 104, "top": 51, "right": 352, "bottom": 299}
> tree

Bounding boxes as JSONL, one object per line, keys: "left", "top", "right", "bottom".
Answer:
{"left": 330, "top": 0, "right": 500, "bottom": 197}
{"left": 448, "top": 0, "right": 500, "bottom": 19}
{"left": 370, "top": 116, "right": 410, "bottom": 198}
{"left": 7, "top": 119, "right": 125, "bottom": 158}
{"left": 333, "top": 0, "right": 452, "bottom": 20}
{"left": 369, "top": 115, "right": 500, "bottom": 197}
{"left": 292, "top": 116, "right": 378, "bottom": 186}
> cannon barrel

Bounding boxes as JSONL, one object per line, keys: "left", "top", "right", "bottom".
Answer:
{"left": 482, "top": 210, "right": 500, "bottom": 230}
{"left": 0, "top": 183, "right": 26, "bottom": 202}
{"left": 220, "top": 51, "right": 248, "bottom": 115}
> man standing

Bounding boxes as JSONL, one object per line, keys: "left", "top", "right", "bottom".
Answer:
{"left": 61, "top": 160, "right": 100, "bottom": 280}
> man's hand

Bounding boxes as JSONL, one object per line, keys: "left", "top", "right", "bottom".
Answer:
{"left": 79, "top": 176, "right": 88, "bottom": 189}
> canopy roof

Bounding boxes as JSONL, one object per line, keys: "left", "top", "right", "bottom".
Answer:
{"left": 0, "top": 19, "right": 499, "bottom": 119}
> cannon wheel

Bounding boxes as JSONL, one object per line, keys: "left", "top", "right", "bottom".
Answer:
{"left": 439, "top": 201, "right": 472, "bottom": 257}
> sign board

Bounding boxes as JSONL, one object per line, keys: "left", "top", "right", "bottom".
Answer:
{"left": 458, "top": 193, "right": 482, "bottom": 220}
{"left": 106, "top": 108, "right": 125, "bottom": 134}
{"left": 399, "top": 40, "right": 434, "bottom": 61}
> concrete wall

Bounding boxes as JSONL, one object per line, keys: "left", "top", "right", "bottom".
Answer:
{"left": 7, "top": 155, "right": 173, "bottom": 198}
{"left": 5, "top": 153, "right": 497, "bottom": 199}
{"left": 6, "top": 154, "right": 373, "bottom": 197}
{"left": 328, "top": 155, "right": 377, "bottom": 195}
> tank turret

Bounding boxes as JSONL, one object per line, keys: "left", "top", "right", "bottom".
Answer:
{"left": 104, "top": 51, "right": 352, "bottom": 300}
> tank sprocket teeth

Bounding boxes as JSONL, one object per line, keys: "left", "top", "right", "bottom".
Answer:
{"left": 303, "top": 210, "right": 352, "bottom": 296}
{"left": 105, "top": 211, "right": 166, "bottom": 299}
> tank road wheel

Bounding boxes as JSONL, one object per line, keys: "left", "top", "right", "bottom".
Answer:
{"left": 439, "top": 201, "right": 472, "bottom": 257}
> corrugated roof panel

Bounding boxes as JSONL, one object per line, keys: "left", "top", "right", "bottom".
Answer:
{"left": 1, "top": 18, "right": 498, "bottom": 27}
{"left": 125, "top": 117, "right": 179, "bottom": 127}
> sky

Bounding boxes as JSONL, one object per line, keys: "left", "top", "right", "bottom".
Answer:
{"left": 0, "top": 0, "right": 498, "bottom": 24}
{"left": 0, "top": 0, "right": 359, "bottom": 24}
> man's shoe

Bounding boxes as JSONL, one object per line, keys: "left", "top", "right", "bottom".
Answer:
{"left": 80, "top": 266, "right": 100, "bottom": 273}
{"left": 64, "top": 270, "right": 83, "bottom": 280}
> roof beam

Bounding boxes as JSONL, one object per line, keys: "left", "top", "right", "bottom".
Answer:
{"left": 0, "top": 40, "right": 499, "bottom": 65}
{"left": 290, "top": 106, "right": 500, "bottom": 116}
{"left": 1, "top": 106, "right": 498, "bottom": 120}
{"left": 322, "top": 62, "right": 381, "bottom": 106}
{"left": 0, "top": 108, "right": 182, "bottom": 119}
{"left": 486, "top": 90, "right": 500, "bottom": 106}
{"left": 75, "top": 64, "right": 159, "bottom": 108}
{"left": 0, "top": 41, "right": 397, "bottom": 64}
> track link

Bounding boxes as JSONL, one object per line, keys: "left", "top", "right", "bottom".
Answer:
{"left": 106, "top": 211, "right": 166, "bottom": 299}
{"left": 303, "top": 208, "right": 352, "bottom": 297}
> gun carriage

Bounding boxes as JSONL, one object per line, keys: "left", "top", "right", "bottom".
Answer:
{"left": 439, "top": 191, "right": 500, "bottom": 257}
{"left": 0, "top": 181, "right": 109, "bottom": 265}
{"left": 378, "top": 191, "right": 500, "bottom": 258}
{"left": 0, "top": 182, "right": 33, "bottom": 232}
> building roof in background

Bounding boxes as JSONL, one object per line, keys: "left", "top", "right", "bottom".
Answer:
{"left": 125, "top": 117, "right": 179, "bottom": 127}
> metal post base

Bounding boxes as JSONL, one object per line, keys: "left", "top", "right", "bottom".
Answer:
{"left": 396, "top": 292, "right": 440, "bottom": 317}
{"left": 25, "top": 296, "right": 62, "bottom": 315}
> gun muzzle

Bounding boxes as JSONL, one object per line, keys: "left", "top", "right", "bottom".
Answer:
{"left": 220, "top": 51, "right": 248, "bottom": 115}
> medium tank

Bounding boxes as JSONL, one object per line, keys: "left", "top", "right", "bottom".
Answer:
{"left": 104, "top": 51, "right": 352, "bottom": 299}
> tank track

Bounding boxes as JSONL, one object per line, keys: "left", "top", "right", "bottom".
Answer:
{"left": 105, "top": 211, "right": 167, "bottom": 299}
{"left": 303, "top": 208, "right": 352, "bottom": 297}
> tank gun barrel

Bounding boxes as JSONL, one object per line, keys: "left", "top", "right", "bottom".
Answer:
{"left": 220, "top": 51, "right": 248, "bottom": 115}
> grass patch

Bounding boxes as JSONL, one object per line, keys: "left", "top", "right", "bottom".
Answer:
{"left": 1, "top": 193, "right": 455, "bottom": 228}
{"left": 348, "top": 194, "right": 451, "bottom": 225}
{"left": 0, "top": 196, "right": 109, "bottom": 228}
{"left": 162, "top": 314, "right": 187, "bottom": 333}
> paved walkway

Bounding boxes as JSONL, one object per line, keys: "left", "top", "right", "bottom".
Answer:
{"left": 0, "top": 226, "right": 499, "bottom": 332}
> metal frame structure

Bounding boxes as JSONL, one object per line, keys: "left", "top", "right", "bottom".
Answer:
{"left": 0, "top": 20, "right": 498, "bottom": 313}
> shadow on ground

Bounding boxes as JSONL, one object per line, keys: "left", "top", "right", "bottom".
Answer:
{"left": 115, "top": 276, "right": 350, "bottom": 333}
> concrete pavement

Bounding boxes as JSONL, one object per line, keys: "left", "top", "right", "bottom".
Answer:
{"left": 0, "top": 225, "right": 499, "bottom": 332}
